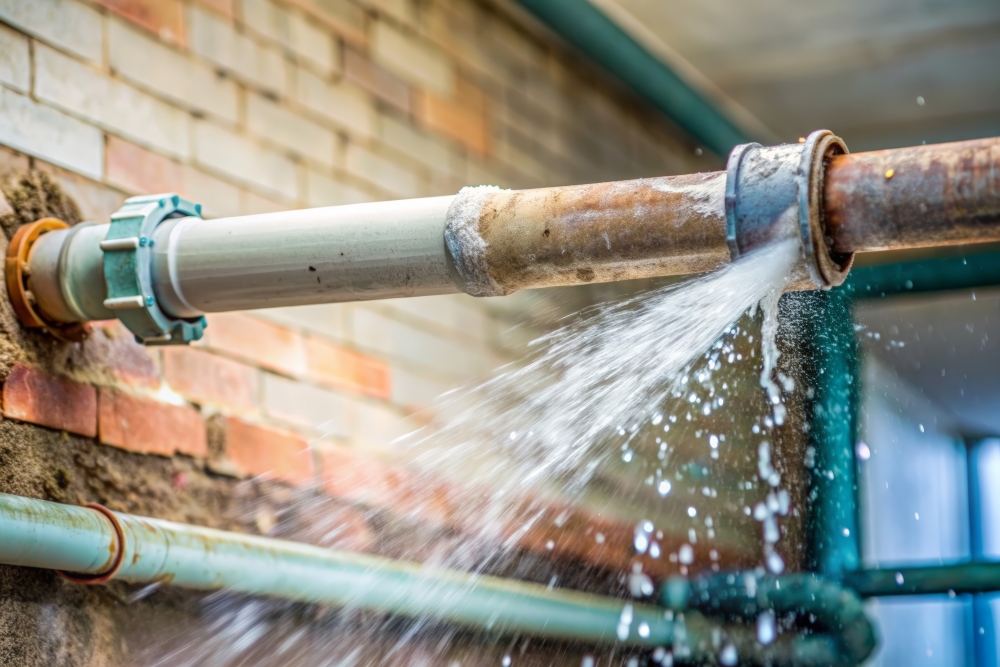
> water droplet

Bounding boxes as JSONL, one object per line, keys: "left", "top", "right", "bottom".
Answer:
{"left": 546, "top": 540, "right": 555, "bottom": 550}
{"left": 719, "top": 644, "right": 738, "bottom": 666}
{"left": 678, "top": 544, "right": 694, "bottom": 564}
{"left": 652, "top": 414, "right": 663, "bottom": 425}
{"left": 658, "top": 480, "right": 672, "bottom": 496}
{"left": 856, "top": 441, "right": 871, "bottom": 460}
{"left": 757, "top": 610, "right": 776, "bottom": 645}
{"left": 709, "top": 434, "right": 719, "bottom": 448}
{"left": 766, "top": 551, "right": 785, "bottom": 574}
{"left": 502, "top": 656, "right": 512, "bottom": 667}
{"left": 687, "top": 507, "right": 697, "bottom": 518}
{"left": 895, "top": 572, "right": 905, "bottom": 585}
{"left": 917, "top": 95, "right": 925, "bottom": 106}
{"left": 650, "top": 542, "right": 661, "bottom": 558}
{"left": 622, "top": 450, "right": 633, "bottom": 462}
{"left": 581, "top": 656, "right": 595, "bottom": 667}
{"left": 638, "top": 622, "right": 650, "bottom": 638}
{"left": 595, "top": 533, "right": 605, "bottom": 544}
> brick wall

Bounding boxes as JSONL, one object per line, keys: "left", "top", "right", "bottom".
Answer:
{"left": 0, "top": 0, "right": 711, "bottom": 491}
{"left": 0, "top": 0, "right": 721, "bottom": 663}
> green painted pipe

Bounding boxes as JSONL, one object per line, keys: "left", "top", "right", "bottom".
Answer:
{"left": 512, "top": 0, "right": 751, "bottom": 156}
{"left": 846, "top": 562, "right": 1000, "bottom": 597}
{"left": 0, "top": 492, "right": 872, "bottom": 665}
{"left": 661, "top": 573, "right": 877, "bottom": 667}
{"left": 0, "top": 492, "right": 668, "bottom": 645}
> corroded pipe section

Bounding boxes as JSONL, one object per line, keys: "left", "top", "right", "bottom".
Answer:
{"left": 444, "top": 172, "right": 730, "bottom": 296}
{"left": 824, "top": 137, "right": 1000, "bottom": 254}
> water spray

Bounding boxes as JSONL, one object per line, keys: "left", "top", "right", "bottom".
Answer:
{"left": 7, "top": 131, "right": 998, "bottom": 344}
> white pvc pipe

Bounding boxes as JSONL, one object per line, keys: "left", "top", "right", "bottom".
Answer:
{"left": 152, "top": 196, "right": 460, "bottom": 316}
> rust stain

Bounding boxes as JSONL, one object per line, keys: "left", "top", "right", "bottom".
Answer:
{"left": 476, "top": 171, "right": 729, "bottom": 292}
{"left": 825, "top": 137, "right": 1000, "bottom": 254}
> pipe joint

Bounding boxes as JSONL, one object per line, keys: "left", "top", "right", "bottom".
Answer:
{"left": 102, "top": 194, "right": 207, "bottom": 345}
{"left": 727, "top": 129, "right": 854, "bottom": 290}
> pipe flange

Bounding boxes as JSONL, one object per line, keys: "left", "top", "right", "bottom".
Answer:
{"left": 797, "top": 131, "right": 853, "bottom": 288}
{"left": 57, "top": 503, "right": 126, "bottom": 584}
{"left": 726, "top": 129, "right": 853, "bottom": 290}
{"left": 103, "top": 194, "right": 206, "bottom": 345}
{"left": 5, "top": 219, "right": 91, "bottom": 342}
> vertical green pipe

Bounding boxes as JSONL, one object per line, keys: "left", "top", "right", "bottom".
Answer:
{"left": 797, "top": 287, "right": 861, "bottom": 577}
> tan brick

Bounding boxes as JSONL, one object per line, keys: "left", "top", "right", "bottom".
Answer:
{"left": 348, "top": 397, "right": 416, "bottom": 451}
{"left": 413, "top": 87, "right": 489, "bottom": 156}
{"left": 293, "top": 67, "right": 375, "bottom": 139}
{"left": 261, "top": 372, "right": 349, "bottom": 434}
{"left": 202, "top": 312, "right": 307, "bottom": 376}
{"left": 304, "top": 169, "right": 373, "bottom": 208}
{"left": 105, "top": 135, "right": 241, "bottom": 218}
{"left": 93, "top": 0, "right": 184, "bottom": 44}
{"left": 247, "top": 93, "right": 336, "bottom": 167}
{"left": 194, "top": 0, "right": 233, "bottom": 16}
{"left": 305, "top": 336, "right": 390, "bottom": 399}
{"left": 2, "top": 364, "right": 97, "bottom": 437}
{"left": 163, "top": 346, "right": 258, "bottom": 413}
{"left": 345, "top": 144, "right": 423, "bottom": 199}
{"left": 284, "top": 0, "right": 365, "bottom": 46}
{"left": 78, "top": 320, "right": 162, "bottom": 389}
{"left": 108, "top": 18, "right": 239, "bottom": 124}
{"left": 344, "top": 47, "right": 409, "bottom": 113}
{"left": 0, "top": 87, "right": 103, "bottom": 179}
{"left": 242, "top": 0, "right": 338, "bottom": 75}
{"left": 359, "top": 0, "right": 415, "bottom": 26}
{"left": 389, "top": 363, "right": 451, "bottom": 411}
{"left": 378, "top": 114, "right": 458, "bottom": 177}
{"left": 371, "top": 21, "right": 454, "bottom": 96}
{"left": 218, "top": 416, "right": 313, "bottom": 483}
{"left": 0, "top": 0, "right": 103, "bottom": 63}
{"left": 98, "top": 388, "right": 207, "bottom": 457}
{"left": 193, "top": 121, "right": 298, "bottom": 201}
{"left": 239, "top": 188, "right": 290, "bottom": 215}
{"left": 0, "top": 23, "right": 29, "bottom": 93}
{"left": 254, "top": 303, "right": 349, "bottom": 342}
{"left": 349, "top": 306, "right": 487, "bottom": 382}
{"left": 34, "top": 44, "right": 189, "bottom": 161}
{"left": 187, "top": 3, "right": 286, "bottom": 94}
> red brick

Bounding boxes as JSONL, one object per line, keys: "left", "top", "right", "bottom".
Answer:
{"left": 2, "top": 364, "right": 97, "bottom": 437}
{"left": 220, "top": 417, "right": 313, "bottom": 484}
{"left": 413, "top": 81, "right": 489, "bottom": 155}
{"left": 202, "top": 313, "right": 307, "bottom": 377}
{"left": 305, "top": 337, "right": 391, "bottom": 399}
{"left": 93, "top": 0, "right": 185, "bottom": 44}
{"left": 105, "top": 135, "right": 185, "bottom": 195}
{"left": 318, "top": 445, "right": 392, "bottom": 506}
{"left": 98, "top": 388, "right": 207, "bottom": 457}
{"left": 162, "top": 347, "right": 258, "bottom": 413}
{"left": 344, "top": 47, "right": 410, "bottom": 113}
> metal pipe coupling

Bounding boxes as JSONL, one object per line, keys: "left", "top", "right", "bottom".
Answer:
{"left": 726, "top": 129, "right": 854, "bottom": 290}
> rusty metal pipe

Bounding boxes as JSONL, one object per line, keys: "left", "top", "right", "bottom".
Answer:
{"left": 824, "top": 137, "right": 1000, "bottom": 254}
{"left": 444, "top": 173, "right": 729, "bottom": 296}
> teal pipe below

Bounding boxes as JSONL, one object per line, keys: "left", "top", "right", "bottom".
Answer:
{"left": 0, "top": 493, "right": 875, "bottom": 665}
{"left": 846, "top": 562, "right": 1000, "bottom": 597}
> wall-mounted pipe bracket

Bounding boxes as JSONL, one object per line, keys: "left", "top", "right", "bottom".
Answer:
{"left": 103, "top": 194, "right": 207, "bottom": 345}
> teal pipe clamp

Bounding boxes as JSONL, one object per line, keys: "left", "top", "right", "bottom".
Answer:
{"left": 660, "top": 572, "right": 877, "bottom": 666}
{"left": 102, "top": 193, "right": 206, "bottom": 345}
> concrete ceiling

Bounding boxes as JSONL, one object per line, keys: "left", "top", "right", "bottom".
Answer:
{"left": 598, "top": 0, "right": 1000, "bottom": 151}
